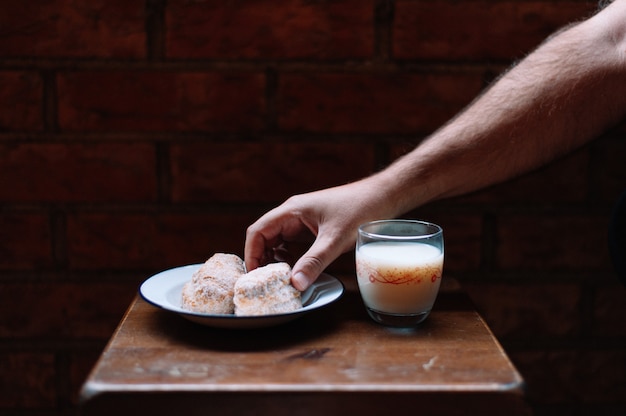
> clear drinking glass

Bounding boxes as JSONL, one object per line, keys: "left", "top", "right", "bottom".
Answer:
{"left": 356, "top": 219, "right": 444, "bottom": 327}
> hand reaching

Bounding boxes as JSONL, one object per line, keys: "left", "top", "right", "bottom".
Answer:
{"left": 245, "top": 179, "right": 400, "bottom": 290}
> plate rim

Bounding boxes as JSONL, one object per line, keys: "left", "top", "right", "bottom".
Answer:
{"left": 138, "top": 263, "right": 344, "bottom": 327}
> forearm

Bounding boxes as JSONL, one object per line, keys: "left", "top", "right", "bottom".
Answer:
{"left": 374, "top": 1, "right": 626, "bottom": 214}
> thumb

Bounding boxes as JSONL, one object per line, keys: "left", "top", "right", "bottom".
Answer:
{"left": 290, "top": 235, "right": 347, "bottom": 291}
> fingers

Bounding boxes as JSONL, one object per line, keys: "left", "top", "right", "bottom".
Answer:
{"left": 246, "top": 212, "right": 343, "bottom": 291}
{"left": 290, "top": 233, "right": 348, "bottom": 291}
{"left": 244, "top": 200, "right": 312, "bottom": 273}
{"left": 244, "top": 189, "right": 362, "bottom": 291}
{"left": 244, "top": 215, "right": 280, "bottom": 273}
{"left": 244, "top": 234, "right": 275, "bottom": 274}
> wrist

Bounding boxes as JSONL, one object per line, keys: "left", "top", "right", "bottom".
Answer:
{"left": 363, "top": 163, "right": 431, "bottom": 218}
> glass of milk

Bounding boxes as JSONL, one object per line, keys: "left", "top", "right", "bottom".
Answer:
{"left": 356, "top": 219, "right": 444, "bottom": 327}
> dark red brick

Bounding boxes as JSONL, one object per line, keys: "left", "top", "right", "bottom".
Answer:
{"left": 0, "top": 0, "right": 145, "bottom": 58}
{"left": 66, "top": 212, "right": 260, "bottom": 270}
{"left": 393, "top": 1, "right": 596, "bottom": 61}
{"left": 170, "top": 141, "right": 376, "bottom": 203}
{"left": 0, "top": 352, "right": 56, "bottom": 408}
{"left": 57, "top": 71, "right": 266, "bottom": 132}
{"left": 464, "top": 282, "right": 582, "bottom": 338}
{"left": 0, "top": 213, "right": 53, "bottom": 270}
{"left": 496, "top": 215, "right": 613, "bottom": 271}
{"left": 277, "top": 72, "right": 483, "bottom": 134}
{"left": 0, "top": 143, "right": 157, "bottom": 202}
{"left": 166, "top": 0, "right": 374, "bottom": 59}
{"left": 0, "top": 72, "right": 43, "bottom": 131}
{"left": 593, "top": 282, "right": 626, "bottom": 337}
{"left": 591, "top": 137, "right": 626, "bottom": 205}
{"left": 0, "top": 282, "right": 135, "bottom": 340}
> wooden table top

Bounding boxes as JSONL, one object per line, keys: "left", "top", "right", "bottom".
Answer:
{"left": 79, "top": 278, "right": 530, "bottom": 416}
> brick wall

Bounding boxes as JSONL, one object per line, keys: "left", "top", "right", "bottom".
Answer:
{"left": 1, "top": 1, "right": 625, "bottom": 415}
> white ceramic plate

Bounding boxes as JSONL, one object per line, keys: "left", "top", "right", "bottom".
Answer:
{"left": 139, "top": 264, "right": 344, "bottom": 329}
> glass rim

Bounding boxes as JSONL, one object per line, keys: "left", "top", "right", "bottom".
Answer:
{"left": 358, "top": 219, "right": 442, "bottom": 240}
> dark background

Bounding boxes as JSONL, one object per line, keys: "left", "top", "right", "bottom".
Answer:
{"left": 1, "top": 1, "right": 625, "bottom": 415}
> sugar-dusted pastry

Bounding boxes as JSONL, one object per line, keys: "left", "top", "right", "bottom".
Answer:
{"left": 181, "top": 253, "right": 246, "bottom": 314}
{"left": 234, "top": 262, "right": 302, "bottom": 316}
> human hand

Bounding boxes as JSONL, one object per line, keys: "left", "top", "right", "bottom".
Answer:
{"left": 245, "top": 179, "right": 396, "bottom": 291}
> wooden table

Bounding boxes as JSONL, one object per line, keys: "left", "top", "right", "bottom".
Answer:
{"left": 79, "top": 278, "right": 530, "bottom": 416}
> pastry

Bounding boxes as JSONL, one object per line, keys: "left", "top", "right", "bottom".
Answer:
{"left": 234, "top": 262, "right": 302, "bottom": 316}
{"left": 181, "top": 253, "right": 246, "bottom": 314}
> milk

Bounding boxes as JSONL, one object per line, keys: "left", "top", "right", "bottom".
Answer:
{"left": 356, "top": 242, "right": 443, "bottom": 314}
